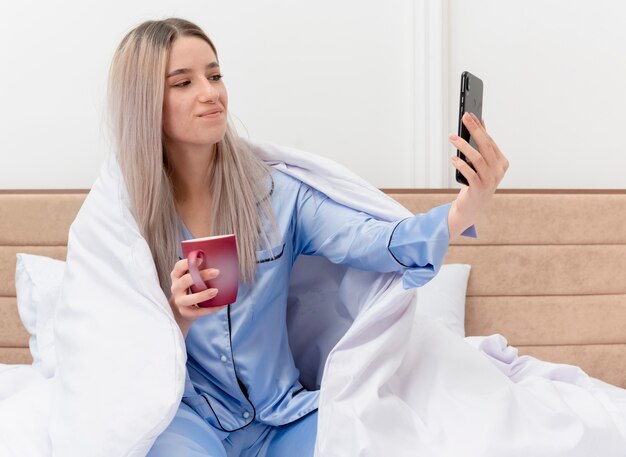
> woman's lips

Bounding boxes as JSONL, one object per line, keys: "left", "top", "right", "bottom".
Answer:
{"left": 198, "top": 110, "right": 222, "bottom": 118}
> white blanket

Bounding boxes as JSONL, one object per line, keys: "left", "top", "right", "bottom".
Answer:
{"left": 1, "top": 139, "right": 626, "bottom": 456}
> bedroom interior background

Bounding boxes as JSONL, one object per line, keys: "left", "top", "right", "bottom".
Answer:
{"left": 1, "top": 0, "right": 624, "bottom": 190}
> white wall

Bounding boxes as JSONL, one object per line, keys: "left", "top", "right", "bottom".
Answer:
{"left": 1, "top": 0, "right": 624, "bottom": 189}
{"left": 0, "top": 0, "right": 418, "bottom": 189}
{"left": 447, "top": 0, "right": 626, "bottom": 188}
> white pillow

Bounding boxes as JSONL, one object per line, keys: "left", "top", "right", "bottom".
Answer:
{"left": 415, "top": 264, "right": 471, "bottom": 337}
{"left": 14, "top": 253, "right": 65, "bottom": 378}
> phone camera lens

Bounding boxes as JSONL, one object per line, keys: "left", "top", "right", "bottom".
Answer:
{"left": 465, "top": 78, "right": 471, "bottom": 91}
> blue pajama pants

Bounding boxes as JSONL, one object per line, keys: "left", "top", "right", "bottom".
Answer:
{"left": 147, "top": 401, "right": 318, "bottom": 457}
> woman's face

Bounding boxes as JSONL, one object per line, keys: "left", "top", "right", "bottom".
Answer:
{"left": 162, "top": 36, "right": 228, "bottom": 151}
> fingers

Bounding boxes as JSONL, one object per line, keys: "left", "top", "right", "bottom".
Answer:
{"left": 469, "top": 114, "right": 509, "bottom": 170}
{"left": 181, "top": 268, "right": 220, "bottom": 293}
{"left": 170, "top": 258, "right": 198, "bottom": 283}
{"left": 170, "top": 259, "right": 221, "bottom": 305}
{"left": 449, "top": 134, "right": 487, "bottom": 180}
{"left": 461, "top": 113, "right": 497, "bottom": 164}
{"left": 179, "top": 301, "right": 227, "bottom": 320}
{"left": 168, "top": 260, "right": 227, "bottom": 324}
{"left": 452, "top": 138, "right": 497, "bottom": 177}
{"left": 176, "top": 288, "right": 220, "bottom": 314}
{"left": 451, "top": 154, "right": 478, "bottom": 186}
{"left": 171, "top": 278, "right": 222, "bottom": 318}
{"left": 450, "top": 113, "right": 509, "bottom": 187}
{"left": 171, "top": 259, "right": 219, "bottom": 290}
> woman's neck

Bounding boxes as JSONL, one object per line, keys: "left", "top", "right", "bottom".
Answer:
{"left": 166, "top": 142, "right": 216, "bottom": 204}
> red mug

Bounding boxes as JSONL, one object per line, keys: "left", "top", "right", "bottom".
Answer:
{"left": 182, "top": 234, "right": 239, "bottom": 308}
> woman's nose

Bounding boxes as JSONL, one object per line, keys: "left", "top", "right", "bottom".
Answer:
{"left": 198, "top": 79, "right": 219, "bottom": 103}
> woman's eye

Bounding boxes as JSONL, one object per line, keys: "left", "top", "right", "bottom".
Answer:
{"left": 172, "top": 75, "right": 222, "bottom": 88}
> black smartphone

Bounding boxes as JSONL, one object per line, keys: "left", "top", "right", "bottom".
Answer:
{"left": 456, "top": 71, "right": 483, "bottom": 186}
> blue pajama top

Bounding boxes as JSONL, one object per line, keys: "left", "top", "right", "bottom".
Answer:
{"left": 177, "top": 168, "right": 475, "bottom": 432}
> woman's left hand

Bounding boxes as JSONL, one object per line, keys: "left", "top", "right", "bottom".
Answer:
{"left": 447, "top": 112, "right": 509, "bottom": 239}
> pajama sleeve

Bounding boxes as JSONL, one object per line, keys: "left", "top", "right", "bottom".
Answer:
{"left": 293, "top": 184, "right": 476, "bottom": 289}
{"left": 388, "top": 206, "right": 477, "bottom": 288}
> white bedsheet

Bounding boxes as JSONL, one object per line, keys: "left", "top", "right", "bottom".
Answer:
{"left": 2, "top": 327, "right": 625, "bottom": 456}
{"left": 1, "top": 139, "right": 625, "bottom": 456}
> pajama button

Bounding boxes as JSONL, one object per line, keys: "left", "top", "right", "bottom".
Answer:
{"left": 220, "top": 355, "right": 228, "bottom": 363}
{"left": 243, "top": 411, "right": 250, "bottom": 419}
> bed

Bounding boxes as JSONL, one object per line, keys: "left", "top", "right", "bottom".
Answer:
{"left": 2, "top": 188, "right": 625, "bottom": 389}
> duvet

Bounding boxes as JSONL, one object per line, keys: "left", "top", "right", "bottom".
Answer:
{"left": 1, "top": 139, "right": 625, "bottom": 457}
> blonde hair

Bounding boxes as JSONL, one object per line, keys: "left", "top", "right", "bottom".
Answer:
{"left": 107, "top": 18, "right": 276, "bottom": 297}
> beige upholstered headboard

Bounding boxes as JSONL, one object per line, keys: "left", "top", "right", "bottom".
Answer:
{"left": 0, "top": 190, "right": 86, "bottom": 363}
{"left": 1, "top": 189, "right": 625, "bottom": 388}
{"left": 389, "top": 189, "right": 626, "bottom": 388}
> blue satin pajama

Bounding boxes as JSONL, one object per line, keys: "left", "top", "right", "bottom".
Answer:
{"left": 148, "top": 402, "right": 317, "bottom": 457}
{"left": 148, "top": 168, "right": 473, "bottom": 456}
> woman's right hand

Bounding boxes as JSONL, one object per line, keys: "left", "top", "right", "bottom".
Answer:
{"left": 169, "top": 258, "right": 225, "bottom": 338}
{"left": 448, "top": 113, "right": 509, "bottom": 240}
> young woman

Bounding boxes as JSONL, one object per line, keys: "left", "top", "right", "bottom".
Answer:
{"left": 107, "top": 17, "right": 508, "bottom": 457}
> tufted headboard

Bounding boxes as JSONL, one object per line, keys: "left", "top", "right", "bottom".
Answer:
{"left": 1, "top": 189, "right": 625, "bottom": 388}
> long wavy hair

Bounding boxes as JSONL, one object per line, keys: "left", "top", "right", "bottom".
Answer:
{"left": 106, "top": 18, "right": 276, "bottom": 297}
